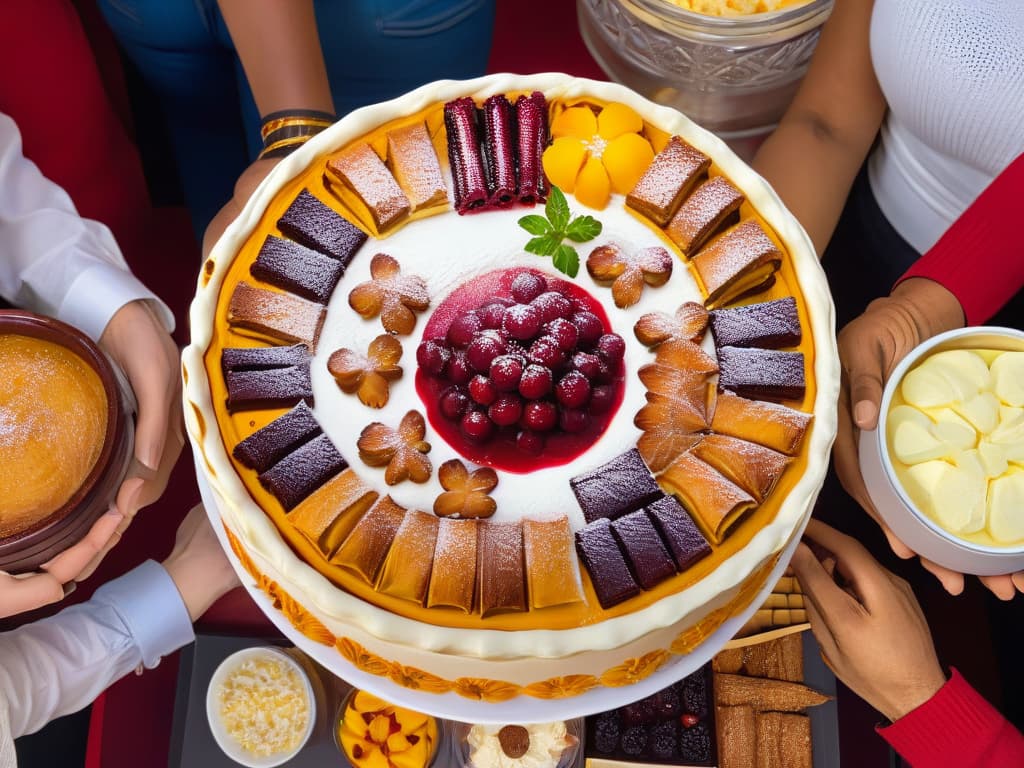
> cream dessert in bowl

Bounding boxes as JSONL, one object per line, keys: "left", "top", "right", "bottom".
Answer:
{"left": 182, "top": 73, "right": 838, "bottom": 713}
{"left": 861, "top": 327, "right": 1024, "bottom": 574}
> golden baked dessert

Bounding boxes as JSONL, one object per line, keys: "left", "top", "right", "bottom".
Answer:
{"left": 183, "top": 74, "right": 837, "bottom": 708}
{"left": 0, "top": 333, "right": 107, "bottom": 537}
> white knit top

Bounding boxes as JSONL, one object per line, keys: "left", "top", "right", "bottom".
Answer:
{"left": 868, "top": 0, "right": 1024, "bottom": 253}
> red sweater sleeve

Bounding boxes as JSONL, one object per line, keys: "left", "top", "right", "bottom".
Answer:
{"left": 877, "top": 668, "right": 1024, "bottom": 767}
{"left": 898, "top": 153, "right": 1024, "bottom": 325}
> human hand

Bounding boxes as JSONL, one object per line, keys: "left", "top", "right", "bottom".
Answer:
{"left": 203, "top": 158, "right": 281, "bottom": 258}
{"left": 79, "top": 299, "right": 185, "bottom": 580}
{"left": 790, "top": 519, "right": 948, "bottom": 722}
{"left": 162, "top": 504, "right": 241, "bottom": 621}
{"left": 0, "top": 510, "right": 123, "bottom": 618}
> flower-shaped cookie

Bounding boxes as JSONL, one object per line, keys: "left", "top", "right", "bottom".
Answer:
{"left": 634, "top": 301, "right": 709, "bottom": 347}
{"left": 327, "top": 334, "right": 403, "bottom": 408}
{"left": 348, "top": 253, "right": 429, "bottom": 335}
{"left": 357, "top": 410, "right": 432, "bottom": 485}
{"left": 433, "top": 459, "right": 498, "bottom": 519}
{"left": 542, "top": 102, "right": 654, "bottom": 210}
{"left": 586, "top": 242, "right": 673, "bottom": 308}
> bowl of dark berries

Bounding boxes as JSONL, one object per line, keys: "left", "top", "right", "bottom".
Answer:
{"left": 586, "top": 665, "right": 715, "bottom": 766}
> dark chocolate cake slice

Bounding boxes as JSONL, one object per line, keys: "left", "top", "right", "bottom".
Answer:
{"left": 258, "top": 433, "right": 349, "bottom": 510}
{"left": 717, "top": 346, "right": 806, "bottom": 401}
{"left": 645, "top": 495, "right": 712, "bottom": 572}
{"left": 575, "top": 518, "right": 641, "bottom": 609}
{"left": 277, "top": 188, "right": 368, "bottom": 264}
{"left": 611, "top": 510, "right": 677, "bottom": 590}
{"left": 708, "top": 297, "right": 801, "bottom": 349}
{"left": 570, "top": 448, "right": 664, "bottom": 523}
{"left": 251, "top": 235, "right": 346, "bottom": 304}
{"left": 232, "top": 401, "right": 322, "bottom": 473}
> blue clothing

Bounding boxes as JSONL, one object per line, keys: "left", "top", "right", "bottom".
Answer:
{"left": 99, "top": 0, "right": 496, "bottom": 239}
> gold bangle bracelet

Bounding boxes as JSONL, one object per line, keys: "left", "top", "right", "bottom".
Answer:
{"left": 260, "top": 116, "right": 333, "bottom": 142}
{"left": 258, "top": 134, "right": 313, "bottom": 159}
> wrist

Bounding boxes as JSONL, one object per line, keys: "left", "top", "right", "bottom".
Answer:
{"left": 883, "top": 669, "right": 948, "bottom": 722}
{"left": 163, "top": 553, "right": 233, "bottom": 621}
{"left": 892, "top": 277, "right": 966, "bottom": 337}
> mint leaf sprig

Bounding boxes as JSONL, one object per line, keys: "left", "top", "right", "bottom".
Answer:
{"left": 518, "top": 186, "right": 602, "bottom": 278}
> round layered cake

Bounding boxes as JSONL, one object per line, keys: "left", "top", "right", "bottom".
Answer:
{"left": 183, "top": 74, "right": 838, "bottom": 718}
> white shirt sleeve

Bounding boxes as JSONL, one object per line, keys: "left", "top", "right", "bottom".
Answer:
{"left": 0, "top": 112, "right": 174, "bottom": 341}
{"left": 0, "top": 560, "right": 195, "bottom": 739}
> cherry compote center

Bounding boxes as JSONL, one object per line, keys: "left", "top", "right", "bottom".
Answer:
{"left": 415, "top": 267, "right": 625, "bottom": 473}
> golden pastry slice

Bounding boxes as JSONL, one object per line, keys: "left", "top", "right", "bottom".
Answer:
{"left": 427, "top": 517, "right": 478, "bottom": 613}
{"left": 626, "top": 135, "right": 710, "bottom": 226}
{"left": 659, "top": 451, "right": 756, "bottom": 544}
{"left": 477, "top": 521, "right": 526, "bottom": 617}
{"left": 377, "top": 509, "right": 440, "bottom": 604}
{"left": 691, "top": 219, "right": 782, "bottom": 309}
{"left": 332, "top": 495, "right": 406, "bottom": 583}
{"left": 665, "top": 175, "right": 744, "bottom": 257}
{"left": 690, "top": 433, "right": 793, "bottom": 502}
{"left": 227, "top": 281, "right": 326, "bottom": 350}
{"left": 327, "top": 142, "right": 411, "bottom": 231}
{"left": 757, "top": 711, "right": 812, "bottom": 768}
{"left": 742, "top": 633, "right": 804, "bottom": 683}
{"left": 635, "top": 395, "right": 706, "bottom": 473}
{"left": 713, "top": 647, "right": 746, "bottom": 675}
{"left": 386, "top": 121, "right": 447, "bottom": 212}
{"left": 522, "top": 516, "right": 584, "bottom": 609}
{"left": 286, "top": 468, "right": 379, "bottom": 557}
{"left": 714, "top": 672, "right": 831, "bottom": 711}
{"left": 716, "top": 704, "right": 757, "bottom": 768}
{"left": 710, "top": 390, "right": 813, "bottom": 455}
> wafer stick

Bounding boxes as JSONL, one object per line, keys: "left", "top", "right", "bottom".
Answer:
{"left": 757, "top": 711, "right": 812, "bottom": 768}
{"left": 714, "top": 672, "right": 831, "bottom": 712}
{"left": 716, "top": 704, "right": 756, "bottom": 768}
{"left": 742, "top": 633, "right": 804, "bottom": 682}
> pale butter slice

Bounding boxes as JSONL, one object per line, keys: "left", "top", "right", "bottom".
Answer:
{"left": 990, "top": 351, "right": 1024, "bottom": 407}
{"left": 930, "top": 419, "right": 977, "bottom": 452}
{"left": 901, "top": 367, "right": 956, "bottom": 409}
{"left": 906, "top": 460, "right": 987, "bottom": 534}
{"left": 978, "top": 440, "right": 1010, "bottom": 478}
{"left": 893, "top": 420, "right": 948, "bottom": 464}
{"left": 929, "top": 350, "right": 992, "bottom": 399}
{"left": 952, "top": 392, "right": 1001, "bottom": 435}
{"left": 990, "top": 413, "right": 1024, "bottom": 462}
{"left": 889, "top": 404, "right": 932, "bottom": 437}
{"left": 987, "top": 472, "right": 1024, "bottom": 544}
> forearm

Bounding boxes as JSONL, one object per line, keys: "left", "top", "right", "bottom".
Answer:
{"left": 0, "top": 561, "right": 193, "bottom": 738}
{"left": 217, "top": 0, "right": 333, "bottom": 117}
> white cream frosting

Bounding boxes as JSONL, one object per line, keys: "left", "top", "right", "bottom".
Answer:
{"left": 466, "top": 721, "right": 574, "bottom": 768}
{"left": 182, "top": 74, "right": 839, "bottom": 668}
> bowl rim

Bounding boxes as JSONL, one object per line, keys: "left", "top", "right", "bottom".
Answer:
{"left": 875, "top": 325, "right": 1024, "bottom": 555}
{"left": 611, "top": 0, "right": 835, "bottom": 38}
{"left": 205, "top": 645, "right": 316, "bottom": 768}
{"left": 0, "top": 310, "right": 126, "bottom": 548}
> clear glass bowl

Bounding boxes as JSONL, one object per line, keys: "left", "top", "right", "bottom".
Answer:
{"left": 577, "top": 0, "right": 834, "bottom": 156}
{"left": 451, "top": 718, "right": 584, "bottom": 768}
{"left": 334, "top": 688, "right": 441, "bottom": 768}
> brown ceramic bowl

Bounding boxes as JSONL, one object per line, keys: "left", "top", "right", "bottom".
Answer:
{"left": 0, "top": 310, "right": 134, "bottom": 574}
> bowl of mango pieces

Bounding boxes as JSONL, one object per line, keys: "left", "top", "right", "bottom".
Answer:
{"left": 859, "top": 327, "right": 1024, "bottom": 575}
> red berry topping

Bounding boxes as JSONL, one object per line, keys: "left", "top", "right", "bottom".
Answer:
{"left": 680, "top": 714, "right": 700, "bottom": 729}
{"left": 518, "top": 363, "right": 553, "bottom": 399}
{"left": 544, "top": 318, "right": 579, "bottom": 351}
{"left": 416, "top": 339, "right": 451, "bottom": 376}
{"left": 572, "top": 311, "right": 604, "bottom": 346}
{"left": 439, "top": 386, "right": 470, "bottom": 420}
{"left": 522, "top": 400, "right": 557, "bottom": 432}
{"left": 516, "top": 430, "right": 545, "bottom": 454}
{"left": 488, "top": 394, "right": 523, "bottom": 427}
{"left": 460, "top": 409, "right": 494, "bottom": 442}
{"left": 590, "top": 384, "right": 616, "bottom": 414}
{"left": 528, "top": 336, "right": 565, "bottom": 369}
{"left": 502, "top": 303, "right": 542, "bottom": 341}
{"left": 510, "top": 272, "right": 547, "bottom": 303}
{"left": 532, "top": 291, "right": 573, "bottom": 323}
{"left": 477, "top": 301, "right": 507, "bottom": 330}
{"left": 571, "top": 351, "right": 602, "bottom": 380}
{"left": 468, "top": 374, "right": 498, "bottom": 406}
{"left": 466, "top": 330, "right": 507, "bottom": 372}
{"left": 597, "top": 333, "right": 626, "bottom": 363}
{"left": 447, "top": 350, "right": 474, "bottom": 384}
{"left": 555, "top": 370, "right": 591, "bottom": 408}
{"left": 559, "top": 408, "right": 590, "bottom": 433}
{"left": 446, "top": 312, "right": 482, "bottom": 348}
{"left": 490, "top": 354, "right": 524, "bottom": 391}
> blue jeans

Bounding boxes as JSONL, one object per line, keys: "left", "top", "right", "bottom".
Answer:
{"left": 99, "top": 0, "right": 496, "bottom": 240}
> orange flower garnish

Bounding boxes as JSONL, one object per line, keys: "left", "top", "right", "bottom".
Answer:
{"left": 348, "top": 253, "right": 429, "bottom": 335}
{"left": 328, "top": 334, "right": 403, "bottom": 408}
{"left": 542, "top": 102, "right": 654, "bottom": 210}
{"left": 634, "top": 301, "right": 709, "bottom": 347}
{"left": 433, "top": 459, "right": 498, "bottom": 519}
{"left": 586, "top": 242, "right": 673, "bottom": 308}
{"left": 357, "top": 410, "right": 432, "bottom": 485}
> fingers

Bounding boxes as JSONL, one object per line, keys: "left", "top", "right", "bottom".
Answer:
{"left": 1013, "top": 572, "right": 1024, "bottom": 594}
{"left": 919, "top": 558, "right": 965, "bottom": 596}
{"left": 979, "top": 574, "right": 1018, "bottom": 601}
{"left": 881, "top": 525, "right": 917, "bottom": 559}
{"left": 790, "top": 540, "right": 863, "bottom": 642}
{"left": 122, "top": 307, "right": 176, "bottom": 472}
{"left": 0, "top": 572, "right": 64, "bottom": 618}
{"left": 838, "top": 323, "right": 886, "bottom": 432}
{"left": 41, "top": 510, "right": 123, "bottom": 584}
{"left": 801, "top": 519, "right": 895, "bottom": 608}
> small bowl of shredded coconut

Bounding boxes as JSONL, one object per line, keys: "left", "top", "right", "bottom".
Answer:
{"left": 206, "top": 646, "right": 315, "bottom": 767}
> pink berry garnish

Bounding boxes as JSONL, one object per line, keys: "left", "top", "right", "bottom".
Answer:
{"left": 518, "top": 363, "right": 553, "bottom": 399}
{"left": 468, "top": 374, "right": 498, "bottom": 406}
{"left": 446, "top": 312, "right": 482, "bottom": 348}
{"left": 571, "top": 351, "right": 602, "bottom": 380}
{"left": 532, "top": 291, "right": 573, "bottom": 323}
{"left": 516, "top": 430, "right": 545, "bottom": 454}
{"left": 416, "top": 338, "right": 450, "bottom": 376}
{"left": 502, "top": 303, "right": 542, "bottom": 341}
{"left": 555, "top": 370, "right": 591, "bottom": 409}
{"left": 447, "top": 350, "right": 474, "bottom": 384}
{"left": 559, "top": 408, "right": 590, "bottom": 433}
{"left": 510, "top": 271, "right": 547, "bottom": 303}
{"left": 466, "top": 330, "right": 507, "bottom": 372}
{"left": 590, "top": 384, "right": 616, "bottom": 414}
{"left": 597, "top": 333, "right": 626, "bottom": 363}
{"left": 488, "top": 394, "right": 523, "bottom": 427}
{"left": 490, "top": 354, "right": 524, "bottom": 391}
{"left": 522, "top": 400, "right": 557, "bottom": 432}
{"left": 680, "top": 714, "right": 700, "bottom": 729}
{"left": 477, "top": 301, "right": 507, "bottom": 330}
{"left": 439, "top": 386, "right": 470, "bottom": 420}
{"left": 460, "top": 409, "right": 494, "bottom": 442}
{"left": 544, "top": 318, "right": 579, "bottom": 351}
{"left": 527, "top": 336, "right": 565, "bottom": 369}
{"left": 571, "top": 311, "right": 604, "bottom": 346}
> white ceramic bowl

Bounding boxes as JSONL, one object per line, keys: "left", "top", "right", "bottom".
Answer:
{"left": 859, "top": 326, "right": 1024, "bottom": 575}
{"left": 206, "top": 646, "right": 316, "bottom": 767}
